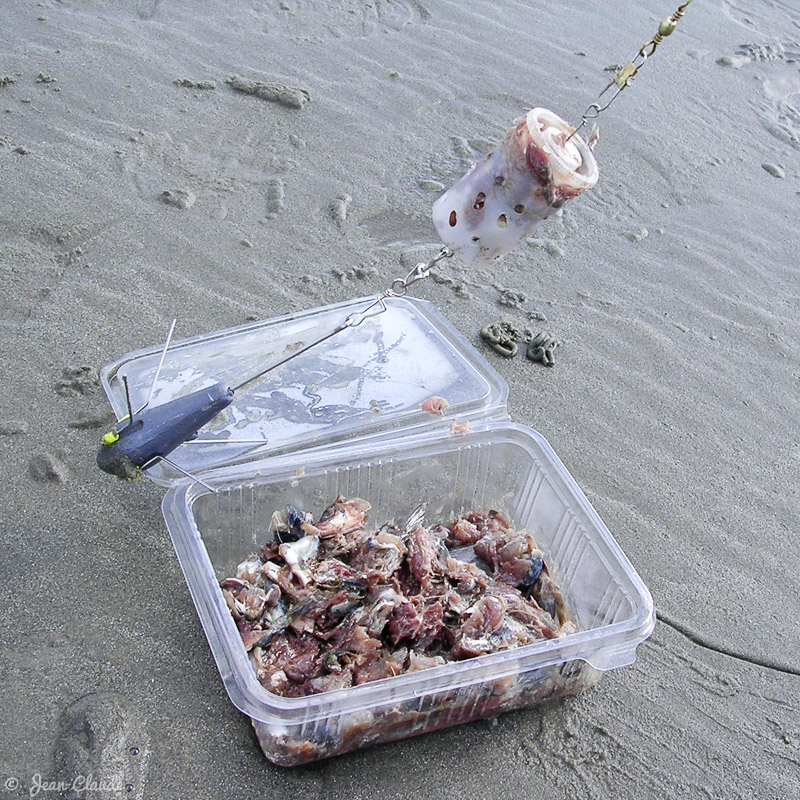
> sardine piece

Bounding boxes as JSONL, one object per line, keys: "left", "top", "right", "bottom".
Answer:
{"left": 236, "top": 554, "right": 265, "bottom": 585}
{"left": 462, "top": 595, "right": 507, "bottom": 639}
{"left": 240, "top": 584, "right": 268, "bottom": 620}
{"left": 347, "top": 528, "right": 407, "bottom": 585}
{"left": 309, "top": 669, "right": 354, "bottom": 694}
{"left": 310, "top": 558, "right": 364, "bottom": 590}
{"left": 270, "top": 505, "right": 320, "bottom": 543}
{"left": 221, "top": 578, "right": 269, "bottom": 621}
{"left": 262, "top": 560, "right": 282, "bottom": 583}
{"left": 453, "top": 610, "right": 541, "bottom": 658}
{"left": 421, "top": 396, "right": 450, "bottom": 415}
{"left": 414, "top": 600, "right": 446, "bottom": 651}
{"left": 448, "top": 509, "right": 514, "bottom": 546}
{"left": 315, "top": 495, "right": 371, "bottom": 538}
{"left": 364, "top": 589, "right": 402, "bottom": 638}
{"left": 222, "top": 588, "right": 246, "bottom": 620}
{"left": 407, "top": 526, "right": 448, "bottom": 591}
{"left": 264, "top": 583, "right": 282, "bottom": 608}
{"left": 495, "top": 533, "right": 546, "bottom": 588}
{"left": 443, "top": 555, "right": 490, "bottom": 595}
{"left": 406, "top": 650, "right": 447, "bottom": 672}
{"left": 353, "top": 642, "right": 406, "bottom": 685}
{"left": 387, "top": 596, "right": 423, "bottom": 645}
{"left": 433, "top": 108, "right": 598, "bottom": 265}
{"left": 254, "top": 633, "right": 324, "bottom": 695}
{"left": 279, "top": 535, "right": 320, "bottom": 586}
{"left": 448, "top": 517, "right": 483, "bottom": 545}
{"left": 518, "top": 556, "right": 544, "bottom": 590}
{"left": 473, "top": 530, "right": 509, "bottom": 569}
{"left": 533, "top": 571, "right": 569, "bottom": 626}
{"left": 240, "top": 625, "right": 282, "bottom": 651}
{"left": 488, "top": 584, "right": 559, "bottom": 639}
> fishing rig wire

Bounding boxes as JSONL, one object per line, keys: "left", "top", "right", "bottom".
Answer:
{"left": 232, "top": 246, "right": 453, "bottom": 393}
{"left": 566, "top": 0, "right": 694, "bottom": 143}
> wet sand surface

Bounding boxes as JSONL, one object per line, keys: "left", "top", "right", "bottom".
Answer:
{"left": 1, "top": 1, "right": 798, "bottom": 797}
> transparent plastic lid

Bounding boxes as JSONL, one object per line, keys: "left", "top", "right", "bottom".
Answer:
{"left": 100, "top": 296, "right": 508, "bottom": 485}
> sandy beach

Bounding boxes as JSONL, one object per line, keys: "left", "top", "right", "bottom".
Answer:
{"left": 1, "top": 0, "right": 798, "bottom": 797}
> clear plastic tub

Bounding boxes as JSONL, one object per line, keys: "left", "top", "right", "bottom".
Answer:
{"left": 101, "top": 296, "right": 655, "bottom": 766}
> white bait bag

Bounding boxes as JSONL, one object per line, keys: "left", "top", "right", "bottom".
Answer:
{"left": 432, "top": 107, "right": 598, "bottom": 265}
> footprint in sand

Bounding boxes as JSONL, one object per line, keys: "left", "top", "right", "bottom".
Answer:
{"left": 719, "top": 41, "right": 800, "bottom": 151}
{"left": 721, "top": 0, "right": 799, "bottom": 37}
{"left": 135, "top": 0, "right": 160, "bottom": 20}
{"left": 55, "top": 365, "right": 100, "bottom": 397}
{"left": 29, "top": 451, "right": 70, "bottom": 484}
{"left": 718, "top": 3, "right": 800, "bottom": 150}
{"left": 760, "top": 68, "right": 800, "bottom": 151}
{"left": 52, "top": 692, "right": 150, "bottom": 800}
{"left": 0, "top": 223, "right": 102, "bottom": 331}
{"left": 251, "top": 0, "right": 430, "bottom": 41}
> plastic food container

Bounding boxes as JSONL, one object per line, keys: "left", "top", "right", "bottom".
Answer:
{"left": 100, "top": 296, "right": 655, "bottom": 766}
